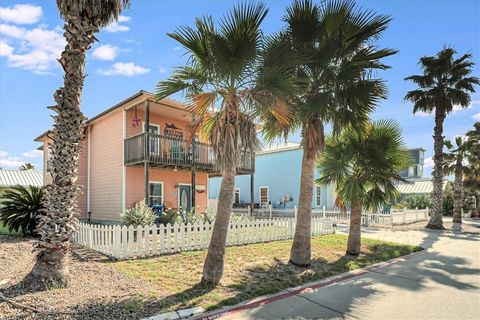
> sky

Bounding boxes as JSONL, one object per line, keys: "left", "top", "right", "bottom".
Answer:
{"left": 0, "top": 0, "right": 479, "bottom": 177}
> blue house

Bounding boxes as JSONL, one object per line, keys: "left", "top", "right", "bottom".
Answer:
{"left": 208, "top": 143, "right": 336, "bottom": 210}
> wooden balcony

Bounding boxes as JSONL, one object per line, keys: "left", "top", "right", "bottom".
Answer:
{"left": 124, "top": 133, "right": 254, "bottom": 176}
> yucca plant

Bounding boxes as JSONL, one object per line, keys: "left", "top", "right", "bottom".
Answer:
{"left": 0, "top": 185, "right": 44, "bottom": 236}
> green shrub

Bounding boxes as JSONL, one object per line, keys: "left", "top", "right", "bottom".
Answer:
{"left": 155, "top": 208, "right": 177, "bottom": 226}
{"left": 0, "top": 185, "right": 44, "bottom": 236}
{"left": 121, "top": 201, "right": 154, "bottom": 226}
{"left": 401, "top": 194, "right": 432, "bottom": 209}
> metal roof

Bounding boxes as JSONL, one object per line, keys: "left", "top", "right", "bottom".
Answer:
{"left": 396, "top": 180, "right": 447, "bottom": 194}
{"left": 258, "top": 142, "right": 301, "bottom": 155}
{"left": 0, "top": 169, "right": 43, "bottom": 187}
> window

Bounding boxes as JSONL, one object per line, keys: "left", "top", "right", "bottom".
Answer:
{"left": 315, "top": 185, "right": 322, "bottom": 207}
{"left": 234, "top": 188, "right": 240, "bottom": 204}
{"left": 149, "top": 182, "right": 163, "bottom": 206}
{"left": 259, "top": 186, "right": 269, "bottom": 205}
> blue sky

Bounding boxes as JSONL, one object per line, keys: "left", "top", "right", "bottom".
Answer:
{"left": 0, "top": 0, "right": 479, "bottom": 176}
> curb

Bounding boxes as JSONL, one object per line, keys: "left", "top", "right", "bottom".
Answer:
{"left": 142, "top": 307, "right": 204, "bottom": 320}
{"left": 193, "top": 249, "right": 425, "bottom": 320}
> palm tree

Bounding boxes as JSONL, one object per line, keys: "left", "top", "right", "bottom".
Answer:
{"left": 26, "top": 0, "right": 131, "bottom": 290}
{"left": 465, "top": 122, "right": 480, "bottom": 217}
{"left": 316, "top": 120, "right": 411, "bottom": 255}
{"left": 405, "top": 48, "right": 479, "bottom": 230}
{"left": 19, "top": 163, "right": 35, "bottom": 170}
{"left": 443, "top": 137, "right": 471, "bottom": 225}
{"left": 281, "top": 0, "right": 396, "bottom": 266}
{"left": 156, "top": 3, "right": 297, "bottom": 286}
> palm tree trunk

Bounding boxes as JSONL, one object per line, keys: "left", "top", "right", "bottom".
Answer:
{"left": 25, "top": 16, "right": 97, "bottom": 290}
{"left": 427, "top": 108, "right": 446, "bottom": 230}
{"left": 452, "top": 159, "right": 463, "bottom": 224}
{"left": 202, "top": 165, "right": 236, "bottom": 286}
{"left": 290, "top": 148, "right": 315, "bottom": 266}
{"left": 347, "top": 202, "right": 362, "bottom": 256}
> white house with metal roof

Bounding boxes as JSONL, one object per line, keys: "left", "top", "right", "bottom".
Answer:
{"left": 0, "top": 169, "right": 43, "bottom": 195}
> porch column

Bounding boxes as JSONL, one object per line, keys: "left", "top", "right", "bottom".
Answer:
{"left": 250, "top": 153, "right": 255, "bottom": 213}
{"left": 191, "top": 141, "right": 196, "bottom": 212}
{"left": 144, "top": 100, "right": 150, "bottom": 205}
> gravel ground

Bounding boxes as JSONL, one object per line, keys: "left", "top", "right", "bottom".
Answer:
{"left": 0, "top": 235, "right": 157, "bottom": 320}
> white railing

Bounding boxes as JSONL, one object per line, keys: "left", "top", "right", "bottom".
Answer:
{"left": 231, "top": 205, "right": 429, "bottom": 227}
{"left": 73, "top": 217, "right": 334, "bottom": 259}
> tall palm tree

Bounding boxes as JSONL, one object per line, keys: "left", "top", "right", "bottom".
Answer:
{"left": 26, "top": 0, "right": 131, "bottom": 290}
{"left": 405, "top": 48, "right": 479, "bottom": 230}
{"left": 156, "top": 3, "right": 297, "bottom": 286}
{"left": 316, "top": 120, "right": 411, "bottom": 255}
{"left": 281, "top": 0, "right": 396, "bottom": 266}
{"left": 465, "top": 122, "right": 480, "bottom": 217}
{"left": 443, "top": 137, "right": 471, "bottom": 225}
{"left": 19, "top": 162, "right": 35, "bottom": 170}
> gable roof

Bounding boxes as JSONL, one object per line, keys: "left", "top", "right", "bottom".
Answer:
{"left": 0, "top": 169, "right": 43, "bottom": 187}
{"left": 34, "top": 90, "right": 188, "bottom": 142}
{"left": 396, "top": 180, "right": 447, "bottom": 194}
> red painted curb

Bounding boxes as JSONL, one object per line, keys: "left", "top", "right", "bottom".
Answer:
{"left": 197, "top": 250, "right": 425, "bottom": 320}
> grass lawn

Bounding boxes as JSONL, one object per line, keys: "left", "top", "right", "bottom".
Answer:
{"left": 114, "top": 234, "right": 421, "bottom": 314}
{"left": 0, "top": 220, "right": 21, "bottom": 236}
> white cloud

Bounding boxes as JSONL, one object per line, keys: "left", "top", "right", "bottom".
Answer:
{"left": 22, "top": 149, "right": 43, "bottom": 158}
{"left": 424, "top": 157, "right": 434, "bottom": 169}
{"left": 0, "top": 4, "right": 42, "bottom": 25}
{"left": 92, "top": 44, "right": 118, "bottom": 60}
{"left": 158, "top": 66, "right": 168, "bottom": 73}
{"left": 173, "top": 46, "right": 181, "bottom": 51}
{"left": 0, "top": 23, "right": 65, "bottom": 74}
{"left": 0, "top": 150, "right": 8, "bottom": 157}
{"left": 104, "top": 15, "right": 131, "bottom": 32}
{"left": 473, "top": 113, "right": 480, "bottom": 121}
{"left": 99, "top": 62, "right": 150, "bottom": 76}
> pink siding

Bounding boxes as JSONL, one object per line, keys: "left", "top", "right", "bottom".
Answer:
{"left": 41, "top": 137, "right": 88, "bottom": 219}
{"left": 77, "top": 138, "right": 88, "bottom": 218}
{"left": 89, "top": 109, "right": 124, "bottom": 221}
{"left": 125, "top": 108, "right": 190, "bottom": 138}
{"left": 126, "top": 166, "right": 208, "bottom": 211}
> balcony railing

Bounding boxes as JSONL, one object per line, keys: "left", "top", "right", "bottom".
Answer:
{"left": 124, "top": 132, "right": 254, "bottom": 175}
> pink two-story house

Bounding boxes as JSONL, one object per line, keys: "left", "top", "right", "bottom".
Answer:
{"left": 35, "top": 91, "right": 253, "bottom": 223}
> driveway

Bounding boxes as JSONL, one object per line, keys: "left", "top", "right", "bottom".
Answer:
{"left": 195, "top": 227, "right": 480, "bottom": 320}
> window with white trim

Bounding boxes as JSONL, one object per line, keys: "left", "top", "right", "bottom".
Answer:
{"left": 234, "top": 188, "right": 240, "bottom": 204}
{"left": 149, "top": 182, "right": 163, "bottom": 206}
{"left": 259, "top": 186, "right": 269, "bottom": 205}
{"left": 315, "top": 185, "right": 322, "bottom": 207}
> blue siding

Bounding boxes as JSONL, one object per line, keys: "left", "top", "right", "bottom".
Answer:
{"left": 209, "top": 148, "right": 333, "bottom": 209}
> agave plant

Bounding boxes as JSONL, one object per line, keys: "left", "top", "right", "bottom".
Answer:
{"left": 0, "top": 185, "right": 44, "bottom": 236}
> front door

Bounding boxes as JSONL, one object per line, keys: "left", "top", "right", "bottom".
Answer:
{"left": 178, "top": 185, "right": 192, "bottom": 212}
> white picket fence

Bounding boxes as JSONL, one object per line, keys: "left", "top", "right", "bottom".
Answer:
{"left": 73, "top": 217, "right": 334, "bottom": 259}
{"left": 232, "top": 206, "right": 429, "bottom": 227}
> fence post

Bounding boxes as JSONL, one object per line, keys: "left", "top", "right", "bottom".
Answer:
{"left": 403, "top": 207, "right": 406, "bottom": 224}
{"left": 294, "top": 205, "right": 298, "bottom": 220}
{"left": 426, "top": 206, "right": 429, "bottom": 217}
{"left": 247, "top": 205, "right": 251, "bottom": 217}
{"left": 269, "top": 205, "right": 272, "bottom": 219}
{"left": 322, "top": 205, "right": 326, "bottom": 219}
{"left": 415, "top": 207, "right": 418, "bottom": 222}
{"left": 113, "top": 225, "right": 120, "bottom": 258}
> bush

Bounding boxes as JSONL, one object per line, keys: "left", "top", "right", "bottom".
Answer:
{"left": 402, "top": 194, "right": 432, "bottom": 209}
{"left": 121, "top": 201, "right": 154, "bottom": 226}
{"left": 155, "top": 208, "right": 177, "bottom": 226}
{"left": 0, "top": 185, "right": 44, "bottom": 236}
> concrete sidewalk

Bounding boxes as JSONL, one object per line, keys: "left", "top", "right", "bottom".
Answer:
{"left": 195, "top": 229, "right": 480, "bottom": 320}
